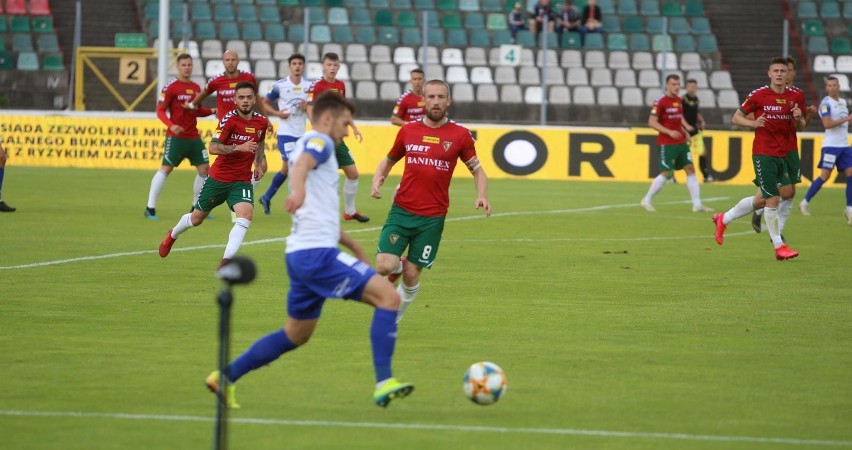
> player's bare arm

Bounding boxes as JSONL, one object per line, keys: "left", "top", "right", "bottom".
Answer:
{"left": 371, "top": 157, "right": 398, "bottom": 198}
{"left": 285, "top": 151, "right": 318, "bottom": 213}
{"left": 792, "top": 104, "right": 806, "bottom": 131}
{"left": 732, "top": 109, "right": 765, "bottom": 128}
{"left": 189, "top": 88, "right": 211, "bottom": 109}
{"left": 253, "top": 141, "right": 266, "bottom": 181}
{"left": 468, "top": 157, "right": 491, "bottom": 217}
{"left": 351, "top": 121, "right": 364, "bottom": 143}
{"left": 390, "top": 115, "right": 405, "bottom": 127}
{"left": 649, "top": 114, "right": 680, "bottom": 139}
{"left": 209, "top": 141, "right": 258, "bottom": 155}
{"left": 262, "top": 97, "right": 289, "bottom": 119}
{"left": 339, "top": 230, "right": 369, "bottom": 264}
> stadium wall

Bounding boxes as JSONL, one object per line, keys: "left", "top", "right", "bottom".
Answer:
{"left": 0, "top": 111, "right": 845, "bottom": 186}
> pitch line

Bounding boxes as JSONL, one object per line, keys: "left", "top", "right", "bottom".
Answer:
{"left": 0, "top": 197, "right": 730, "bottom": 271}
{"left": 0, "top": 410, "right": 849, "bottom": 447}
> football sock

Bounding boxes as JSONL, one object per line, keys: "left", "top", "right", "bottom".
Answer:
{"left": 370, "top": 308, "right": 397, "bottom": 383}
{"left": 846, "top": 178, "right": 852, "bottom": 206}
{"left": 344, "top": 177, "right": 359, "bottom": 215}
{"left": 698, "top": 155, "right": 709, "bottom": 178}
{"left": 172, "top": 213, "right": 194, "bottom": 237}
{"left": 764, "top": 207, "right": 784, "bottom": 248}
{"left": 224, "top": 329, "right": 297, "bottom": 383}
{"left": 686, "top": 173, "right": 702, "bottom": 208}
{"left": 396, "top": 283, "right": 420, "bottom": 323}
{"left": 805, "top": 177, "right": 825, "bottom": 202}
{"left": 778, "top": 198, "right": 793, "bottom": 233}
{"left": 755, "top": 208, "right": 764, "bottom": 216}
{"left": 723, "top": 196, "right": 755, "bottom": 225}
{"left": 0, "top": 167, "right": 5, "bottom": 198}
{"left": 224, "top": 218, "right": 250, "bottom": 259}
{"left": 264, "top": 172, "right": 287, "bottom": 200}
{"left": 642, "top": 174, "right": 667, "bottom": 203}
{"left": 192, "top": 174, "right": 205, "bottom": 206}
{"left": 147, "top": 169, "right": 168, "bottom": 209}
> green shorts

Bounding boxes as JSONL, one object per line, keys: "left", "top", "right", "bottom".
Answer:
{"left": 162, "top": 136, "right": 208, "bottom": 167}
{"left": 194, "top": 177, "right": 254, "bottom": 212}
{"left": 377, "top": 203, "right": 446, "bottom": 269}
{"left": 658, "top": 143, "right": 693, "bottom": 172}
{"left": 335, "top": 140, "right": 355, "bottom": 167}
{"left": 752, "top": 154, "right": 793, "bottom": 198}
{"left": 785, "top": 151, "right": 801, "bottom": 184}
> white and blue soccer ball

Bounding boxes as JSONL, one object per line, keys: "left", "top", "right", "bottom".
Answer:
{"left": 463, "top": 361, "right": 507, "bottom": 405}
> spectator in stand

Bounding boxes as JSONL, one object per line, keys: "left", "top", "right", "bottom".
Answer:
{"left": 580, "top": 0, "right": 603, "bottom": 44}
{"left": 508, "top": 3, "right": 529, "bottom": 43}
{"left": 530, "top": 0, "right": 556, "bottom": 44}
{"left": 556, "top": 1, "right": 581, "bottom": 44}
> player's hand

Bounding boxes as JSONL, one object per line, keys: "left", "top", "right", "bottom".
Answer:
{"left": 353, "top": 127, "right": 364, "bottom": 143}
{"left": 371, "top": 175, "right": 385, "bottom": 199}
{"left": 237, "top": 141, "right": 259, "bottom": 152}
{"left": 181, "top": 102, "right": 195, "bottom": 110}
{"left": 754, "top": 116, "right": 768, "bottom": 128}
{"left": 807, "top": 104, "right": 818, "bottom": 115}
{"left": 668, "top": 130, "right": 682, "bottom": 140}
{"left": 253, "top": 166, "right": 264, "bottom": 182}
{"left": 685, "top": 124, "right": 695, "bottom": 133}
{"left": 475, "top": 198, "right": 492, "bottom": 217}
{"left": 297, "top": 100, "right": 307, "bottom": 110}
{"left": 169, "top": 124, "right": 185, "bottom": 134}
{"left": 791, "top": 104, "right": 802, "bottom": 119}
{"left": 285, "top": 190, "right": 305, "bottom": 213}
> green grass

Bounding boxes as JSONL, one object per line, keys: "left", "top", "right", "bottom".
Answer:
{"left": 1, "top": 167, "right": 851, "bottom": 450}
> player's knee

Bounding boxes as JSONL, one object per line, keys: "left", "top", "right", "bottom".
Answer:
{"left": 375, "top": 255, "right": 397, "bottom": 276}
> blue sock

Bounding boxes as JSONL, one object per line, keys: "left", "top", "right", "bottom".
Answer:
{"left": 0, "top": 167, "right": 5, "bottom": 199}
{"left": 224, "top": 329, "right": 297, "bottom": 383}
{"left": 847, "top": 178, "right": 852, "bottom": 206}
{"left": 370, "top": 308, "right": 397, "bottom": 383}
{"left": 805, "top": 177, "right": 825, "bottom": 202}
{"left": 263, "top": 172, "right": 287, "bottom": 201}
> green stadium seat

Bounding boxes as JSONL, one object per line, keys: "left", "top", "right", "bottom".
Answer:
{"left": 398, "top": 11, "right": 417, "bottom": 27}
{"left": 351, "top": 9, "right": 371, "bottom": 25}
{"left": 257, "top": 0, "right": 276, "bottom": 4}
{"left": 287, "top": 23, "right": 305, "bottom": 41}
{"left": 144, "top": 2, "right": 158, "bottom": 20}
{"left": 651, "top": 34, "right": 674, "bottom": 52}
{"left": 465, "top": 12, "right": 485, "bottom": 28}
{"left": 311, "top": 24, "right": 332, "bottom": 42}
{"left": 802, "top": 20, "right": 824, "bottom": 37}
{"left": 618, "top": 0, "right": 638, "bottom": 15}
{"left": 492, "top": 29, "right": 513, "bottom": 45}
{"left": 481, "top": 0, "right": 500, "bottom": 11}
{"left": 237, "top": 7, "right": 258, "bottom": 22}
{"left": 821, "top": 1, "right": 841, "bottom": 19}
{"left": 234, "top": 0, "right": 253, "bottom": 4}
{"left": 242, "top": 22, "right": 263, "bottom": 40}
{"left": 516, "top": 29, "right": 535, "bottom": 47}
{"left": 629, "top": 33, "right": 650, "bottom": 51}
{"left": 646, "top": 16, "right": 662, "bottom": 34}
{"left": 832, "top": 37, "right": 852, "bottom": 55}
{"left": 0, "top": 50, "right": 14, "bottom": 69}
{"left": 661, "top": 1, "right": 682, "bottom": 16}
{"left": 415, "top": 0, "right": 435, "bottom": 9}
{"left": 798, "top": 1, "right": 818, "bottom": 19}
{"left": 426, "top": 10, "right": 440, "bottom": 27}
{"left": 597, "top": 0, "right": 614, "bottom": 14}
{"left": 347, "top": 0, "right": 367, "bottom": 6}
{"left": 690, "top": 17, "right": 710, "bottom": 34}
{"left": 32, "top": 16, "right": 54, "bottom": 33}
{"left": 639, "top": 0, "right": 660, "bottom": 16}
{"left": 442, "top": 12, "right": 463, "bottom": 28}
{"left": 304, "top": 0, "right": 323, "bottom": 6}
{"left": 427, "top": 27, "right": 445, "bottom": 45}
{"left": 259, "top": 6, "right": 281, "bottom": 23}
{"left": 375, "top": 9, "right": 393, "bottom": 26}
{"left": 172, "top": 21, "right": 191, "bottom": 38}
{"left": 328, "top": 6, "right": 348, "bottom": 24}
{"left": 848, "top": 22, "right": 852, "bottom": 38}
{"left": 402, "top": 27, "right": 422, "bottom": 44}
{"left": 392, "top": 0, "right": 413, "bottom": 8}
{"left": 11, "top": 33, "right": 33, "bottom": 52}
{"left": 169, "top": 2, "right": 187, "bottom": 20}
{"left": 543, "top": 32, "right": 557, "bottom": 48}
{"left": 602, "top": 15, "right": 621, "bottom": 33}
{"left": 195, "top": 21, "right": 217, "bottom": 40}
{"left": 469, "top": 28, "right": 490, "bottom": 46}
{"left": 36, "top": 33, "right": 59, "bottom": 52}
{"left": 9, "top": 15, "right": 29, "bottom": 32}
{"left": 332, "top": 24, "right": 354, "bottom": 42}
{"left": 584, "top": 32, "right": 605, "bottom": 50}
{"left": 16, "top": 51, "right": 38, "bottom": 70}
{"left": 219, "top": 22, "right": 240, "bottom": 40}
{"left": 808, "top": 36, "right": 829, "bottom": 54}
{"left": 697, "top": 34, "right": 718, "bottom": 53}
{"left": 486, "top": 12, "right": 507, "bottom": 29}
{"left": 356, "top": 26, "right": 377, "bottom": 44}
{"left": 844, "top": 2, "right": 852, "bottom": 20}
{"left": 326, "top": 0, "right": 345, "bottom": 6}
{"left": 0, "top": 16, "right": 6, "bottom": 33}
{"left": 447, "top": 28, "right": 468, "bottom": 46}
{"left": 437, "top": 0, "right": 456, "bottom": 11}
{"left": 213, "top": 4, "right": 234, "bottom": 21}
{"left": 623, "top": 15, "right": 643, "bottom": 33}
{"left": 308, "top": 7, "right": 326, "bottom": 24}
{"left": 265, "top": 23, "right": 285, "bottom": 41}
{"left": 378, "top": 26, "right": 399, "bottom": 44}
{"left": 192, "top": 3, "right": 212, "bottom": 21}
{"left": 607, "top": 33, "right": 628, "bottom": 51}
{"left": 674, "top": 34, "right": 695, "bottom": 52}
{"left": 460, "top": 0, "right": 479, "bottom": 11}
{"left": 279, "top": 0, "right": 299, "bottom": 5}
{"left": 684, "top": 0, "right": 703, "bottom": 17}
{"left": 561, "top": 32, "right": 582, "bottom": 49}
{"left": 669, "top": 17, "right": 690, "bottom": 34}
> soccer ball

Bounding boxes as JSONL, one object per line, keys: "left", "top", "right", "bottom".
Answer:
{"left": 462, "top": 361, "right": 507, "bottom": 405}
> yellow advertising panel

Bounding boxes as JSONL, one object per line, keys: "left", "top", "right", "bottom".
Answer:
{"left": 0, "top": 114, "right": 840, "bottom": 187}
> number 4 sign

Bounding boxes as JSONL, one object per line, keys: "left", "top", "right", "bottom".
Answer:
{"left": 498, "top": 45, "right": 522, "bottom": 67}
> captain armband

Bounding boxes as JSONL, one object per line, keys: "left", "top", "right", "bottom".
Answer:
{"left": 465, "top": 156, "right": 482, "bottom": 174}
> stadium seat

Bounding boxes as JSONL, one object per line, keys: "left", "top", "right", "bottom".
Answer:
{"left": 639, "top": 0, "right": 660, "bottom": 16}
{"left": 519, "top": 47, "right": 534, "bottom": 66}
{"left": 243, "top": 23, "right": 263, "bottom": 41}
{"left": 43, "top": 52, "right": 63, "bottom": 71}
{"left": 514, "top": 30, "right": 535, "bottom": 48}
{"left": 370, "top": 0, "right": 390, "bottom": 7}
{"left": 662, "top": 1, "right": 682, "bottom": 16}
{"left": 602, "top": 15, "right": 621, "bottom": 33}
{"left": 414, "top": 0, "right": 435, "bottom": 8}
{"left": 573, "top": 86, "right": 595, "bottom": 105}
{"left": 296, "top": 42, "right": 320, "bottom": 61}
{"left": 832, "top": 37, "right": 852, "bottom": 55}
{"left": 265, "top": 23, "right": 285, "bottom": 41}
{"left": 11, "top": 33, "right": 32, "bottom": 52}
{"left": 583, "top": 33, "right": 604, "bottom": 50}
{"left": 561, "top": 32, "right": 582, "bottom": 49}
{"left": 401, "top": 28, "right": 421, "bottom": 45}
{"left": 213, "top": 4, "right": 234, "bottom": 21}
{"left": 638, "top": 69, "right": 660, "bottom": 88}
{"left": 225, "top": 40, "right": 247, "bottom": 58}
{"left": 684, "top": 0, "right": 703, "bottom": 17}
{"left": 614, "top": 68, "right": 637, "bottom": 87}
{"left": 469, "top": 66, "right": 493, "bottom": 84}
{"left": 583, "top": 50, "right": 605, "bottom": 68}
{"left": 453, "top": 82, "right": 475, "bottom": 101}
{"left": 685, "top": 70, "right": 708, "bottom": 88}
{"left": 0, "top": 16, "right": 6, "bottom": 33}
{"left": 630, "top": 33, "right": 651, "bottom": 51}
{"left": 598, "top": 87, "right": 620, "bottom": 106}
{"left": 276, "top": 59, "right": 291, "bottom": 77}
{"left": 380, "top": 80, "right": 401, "bottom": 100}
{"left": 392, "top": 0, "right": 413, "bottom": 8}
{"left": 249, "top": 41, "right": 271, "bottom": 60}
{"left": 669, "top": 17, "right": 690, "bottom": 34}
{"left": 5, "top": 0, "right": 25, "bottom": 15}
{"left": 426, "top": 28, "right": 445, "bottom": 46}
{"left": 680, "top": 52, "right": 702, "bottom": 70}
{"left": 617, "top": 0, "right": 638, "bottom": 15}
{"left": 836, "top": 55, "right": 852, "bottom": 72}
{"left": 544, "top": 66, "right": 564, "bottom": 84}
{"left": 425, "top": 10, "right": 440, "bottom": 27}
{"left": 279, "top": 0, "right": 299, "bottom": 5}
{"left": 16, "top": 51, "right": 38, "bottom": 70}
{"left": 481, "top": 0, "right": 501, "bottom": 12}
{"left": 0, "top": 49, "right": 15, "bottom": 69}
{"left": 500, "top": 84, "right": 523, "bottom": 103}
{"left": 515, "top": 65, "right": 538, "bottom": 85}
{"left": 598, "top": 0, "right": 616, "bottom": 14}
{"left": 608, "top": 51, "right": 631, "bottom": 69}
{"left": 709, "top": 70, "right": 733, "bottom": 89}
{"left": 36, "top": 33, "right": 58, "bottom": 52}
{"left": 717, "top": 89, "right": 739, "bottom": 108}
{"left": 192, "top": 3, "right": 212, "bottom": 20}
{"left": 437, "top": 0, "right": 456, "bottom": 11}
{"left": 397, "top": 11, "right": 417, "bottom": 27}
{"left": 697, "top": 35, "right": 718, "bottom": 53}
{"left": 465, "top": 12, "right": 486, "bottom": 29}
{"left": 257, "top": 6, "right": 280, "bottom": 22}
{"left": 523, "top": 86, "right": 542, "bottom": 104}
{"left": 355, "top": 80, "right": 378, "bottom": 100}
{"left": 255, "top": 59, "right": 276, "bottom": 78}
{"left": 566, "top": 67, "right": 588, "bottom": 86}
{"left": 442, "top": 47, "right": 464, "bottom": 65}
{"left": 621, "top": 86, "right": 644, "bottom": 106}
{"left": 350, "top": 61, "right": 373, "bottom": 81}
{"left": 645, "top": 87, "right": 663, "bottom": 106}
{"left": 623, "top": 16, "right": 644, "bottom": 33}
{"left": 305, "top": 61, "right": 323, "bottom": 79}
{"left": 465, "top": 47, "right": 487, "bottom": 65}
{"left": 655, "top": 52, "right": 677, "bottom": 70}
{"left": 798, "top": 1, "right": 817, "bottom": 19}
{"left": 371, "top": 45, "right": 392, "bottom": 63}
{"left": 652, "top": 34, "right": 672, "bottom": 52}
{"left": 558, "top": 49, "right": 579, "bottom": 68}
{"left": 633, "top": 51, "right": 654, "bottom": 69}
{"left": 447, "top": 29, "right": 468, "bottom": 47}
{"left": 832, "top": 73, "right": 851, "bottom": 91}
{"left": 537, "top": 48, "right": 558, "bottom": 67}
{"left": 311, "top": 25, "right": 332, "bottom": 42}
{"left": 486, "top": 12, "right": 507, "bottom": 30}
{"left": 344, "top": 44, "right": 367, "bottom": 63}
{"left": 29, "top": 0, "right": 52, "bottom": 15}
{"left": 476, "top": 84, "right": 499, "bottom": 102}
{"left": 690, "top": 17, "right": 710, "bottom": 35}
{"left": 378, "top": 26, "right": 399, "bottom": 45}
{"left": 607, "top": 33, "right": 628, "bottom": 51}
{"left": 201, "top": 40, "right": 222, "bottom": 59}
{"left": 469, "top": 28, "right": 490, "bottom": 47}
{"left": 322, "top": 42, "right": 343, "bottom": 58}
{"left": 351, "top": 10, "right": 371, "bottom": 26}
{"left": 494, "top": 66, "right": 516, "bottom": 84}
{"left": 696, "top": 88, "right": 715, "bottom": 108}
{"left": 844, "top": 2, "right": 852, "bottom": 20}
{"left": 821, "top": 1, "right": 841, "bottom": 19}
{"left": 590, "top": 68, "right": 612, "bottom": 86}
{"left": 375, "top": 9, "right": 393, "bottom": 26}
{"left": 333, "top": 25, "right": 354, "bottom": 43}
{"left": 548, "top": 85, "right": 570, "bottom": 104}
{"left": 355, "top": 26, "right": 377, "bottom": 44}
{"left": 801, "top": 20, "right": 824, "bottom": 37}
{"left": 674, "top": 35, "right": 696, "bottom": 52}
{"left": 459, "top": 0, "right": 479, "bottom": 11}
{"left": 646, "top": 16, "right": 663, "bottom": 34}
{"left": 308, "top": 8, "right": 329, "bottom": 25}
{"left": 424, "top": 63, "right": 444, "bottom": 80}
{"left": 442, "top": 12, "right": 463, "bottom": 29}
{"left": 327, "top": 7, "right": 348, "bottom": 25}
{"left": 220, "top": 22, "right": 240, "bottom": 40}
{"left": 9, "top": 15, "right": 29, "bottom": 32}
{"left": 394, "top": 46, "right": 417, "bottom": 64}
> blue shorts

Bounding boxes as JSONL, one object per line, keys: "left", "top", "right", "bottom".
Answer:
{"left": 285, "top": 248, "right": 376, "bottom": 320}
{"left": 277, "top": 135, "right": 299, "bottom": 162}
{"left": 818, "top": 146, "right": 852, "bottom": 171}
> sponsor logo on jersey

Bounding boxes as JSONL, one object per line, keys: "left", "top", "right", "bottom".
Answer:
{"left": 776, "top": 98, "right": 787, "bottom": 104}
{"left": 422, "top": 136, "right": 440, "bottom": 144}
{"left": 672, "top": 102, "right": 680, "bottom": 107}
{"left": 186, "top": 89, "right": 194, "bottom": 94}
{"left": 230, "top": 82, "right": 238, "bottom": 88}
{"left": 442, "top": 141, "right": 453, "bottom": 152}
{"left": 293, "top": 87, "right": 302, "bottom": 92}
{"left": 307, "top": 137, "right": 326, "bottom": 151}
{"left": 417, "top": 101, "right": 424, "bottom": 106}
{"left": 245, "top": 127, "right": 256, "bottom": 133}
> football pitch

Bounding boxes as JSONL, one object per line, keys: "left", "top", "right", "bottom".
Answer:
{"left": 1, "top": 167, "right": 851, "bottom": 450}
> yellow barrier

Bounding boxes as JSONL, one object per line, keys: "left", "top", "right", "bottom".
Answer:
{"left": 0, "top": 114, "right": 841, "bottom": 186}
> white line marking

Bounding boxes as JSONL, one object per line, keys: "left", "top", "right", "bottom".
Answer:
{"left": 0, "top": 198, "right": 730, "bottom": 271}
{"left": 0, "top": 410, "right": 849, "bottom": 447}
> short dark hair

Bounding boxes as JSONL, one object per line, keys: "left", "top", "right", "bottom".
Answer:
{"left": 311, "top": 91, "right": 355, "bottom": 122}
{"left": 176, "top": 53, "right": 192, "bottom": 63}
{"left": 410, "top": 68, "right": 424, "bottom": 76}
{"left": 686, "top": 79, "right": 697, "bottom": 85}
{"left": 770, "top": 56, "right": 788, "bottom": 67}
{"left": 288, "top": 53, "right": 305, "bottom": 64}
{"left": 785, "top": 56, "right": 797, "bottom": 69}
{"left": 665, "top": 74, "right": 680, "bottom": 82}
{"left": 234, "top": 81, "right": 256, "bottom": 93}
{"left": 826, "top": 75, "right": 839, "bottom": 82}
{"left": 322, "top": 52, "right": 340, "bottom": 62}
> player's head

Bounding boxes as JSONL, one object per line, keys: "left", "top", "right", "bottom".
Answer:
{"left": 785, "top": 56, "right": 797, "bottom": 85}
{"left": 234, "top": 81, "right": 256, "bottom": 115}
{"left": 176, "top": 53, "right": 193, "bottom": 80}
{"left": 311, "top": 91, "right": 355, "bottom": 145}
{"left": 825, "top": 76, "right": 840, "bottom": 98}
{"left": 664, "top": 74, "right": 680, "bottom": 97}
{"left": 410, "top": 68, "right": 425, "bottom": 94}
{"left": 223, "top": 50, "right": 240, "bottom": 75}
{"left": 768, "top": 56, "right": 788, "bottom": 87}
{"left": 288, "top": 53, "right": 305, "bottom": 77}
{"left": 423, "top": 79, "right": 451, "bottom": 122}
{"left": 685, "top": 78, "right": 698, "bottom": 96}
{"left": 321, "top": 52, "right": 341, "bottom": 81}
